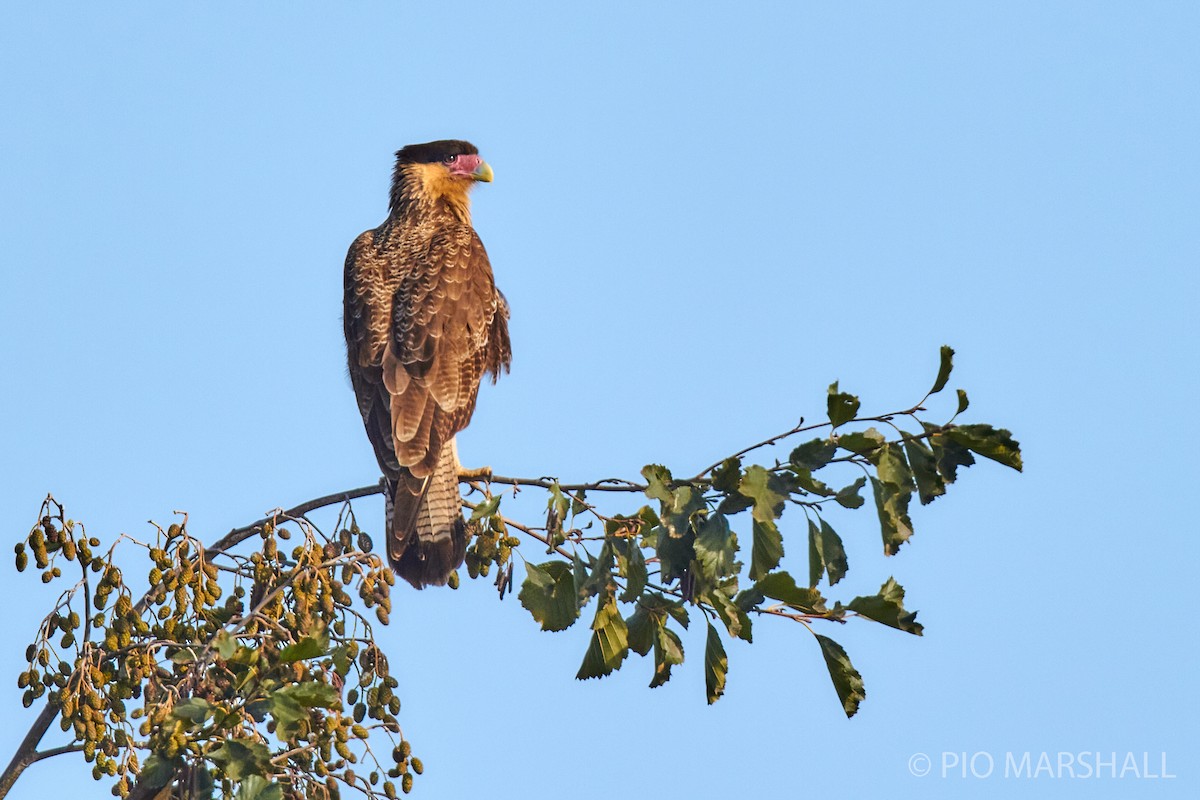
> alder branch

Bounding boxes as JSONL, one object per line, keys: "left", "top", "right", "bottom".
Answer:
{"left": 3, "top": 403, "right": 950, "bottom": 799}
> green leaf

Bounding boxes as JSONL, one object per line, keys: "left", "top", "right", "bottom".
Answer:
{"left": 704, "top": 623, "right": 728, "bottom": 705}
{"left": 139, "top": 754, "right": 176, "bottom": 791}
{"left": 807, "top": 519, "right": 822, "bottom": 588}
{"left": 756, "top": 570, "right": 826, "bottom": 613}
{"left": 209, "top": 739, "right": 271, "bottom": 783}
{"left": 710, "top": 457, "right": 743, "bottom": 493}
{"left": 791, "top": 468, "right": 834, "bottom": 497}
{"left": 904, "top": 437, "right": 946, "bottom": 505}
{"left": 948, "top": 424, "right": 1023, "bottom": 471}
{"left": 616, "top": 540, "right": 647, "bottom": 603}
{"left": 815, "top": 634, "right": 865, "bottom": 718}
{"left": 268, "top": 691, "right": 306, "bottom": 740}
{"left": 277, "top": 681, "right": 340, "bottom": 708}
{"left": 808, "top": 518, "right": 848, "bottom": 587}
{"left": 236, "top": 775, "right": 282, "bottom": 800}
{"left": 925, "top": 424, "right": 975, "bottom": 482}
{"left": 693, "top": 513, "right": 738, "bottom": 581}
{"left": 469, "top": 493, "right": 501, "bottom": 522}
{"left": 931, "top": 345, "right": 954, "bottom": 395}
{"left": 875, "top": 442, "right": 915, "bottom": 492}
{"left": 172, "top": 697, "right": 211, "bottom": 725}
{"left": 279, "top": 630, "right": 329, "bottom": 663}
{"left": 330, "top": 645, "right": 351, "bottom": 677}
{"left": 739, "top": 465, "right": 787, "bottom": 523}
{"left": 837, "top": 427, "right": 885, "bottom": 456}
{"left": 835, "top": 476, "right": 867, "bottom": 509}
{"left": 789, "top": 438, "right": 837, "bottom": 471}
{"left": 749, "top": 519, "right": 784, "bottom": 581}
{"left": 871, "top": 477, "right": 913, "bottom": 556}
{"left": 650, "top": 625, "right": 684, "bottom": 689}
{"left": 707, "top": 584, "right": 753, "bottom": 642}
{"left": 518, "top": 561, "right": 580, "bottom": 632}
{"left": 170, "top": 647, "right": 198, "bottom": 665}
{"left": 213, "top": 630, "right": 237, "bottom": 661}
{"left": 956, "top": 388, "right": 970, "bottom": 414}
{"left": 641, "top": 464, "right": 674, "bottom": 506}
{"left": 570, "top": 489, "right": 589, "bottom": 517}
{"left": 827, "top": 381, "right": 861, "bottom": 428}
{"left": 576, "top": 597, "right": 629, "bottom": 680}
{"left": 848, "top": 577, "right": 924, "bottom": 635}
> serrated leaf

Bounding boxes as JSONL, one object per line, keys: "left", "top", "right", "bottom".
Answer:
{"left": 710, "top": 457, "right": 743, "bottom": 494}
{"left": 827, "top": 381, "right": 861, "bottom": 428}
{"left": 576, "top": 597, "right": 629, "bottom": 680}
{"left": 837, "top": 427, "right": 885, "bottom": 456}
{"left": 956, "top": 389, "right": 969, "bottom": 414}
{"left": 756, "top": 570, "right": 826, "bottom": 613}
{"left": 904, "top": 437, "right": 946, "bottom": 505}
{"left": 641, "top": 464, "right": 674, "bottom": 506}
{"left": 931, "top": 345, "right": 955, "bottom": 394}
{"left": 871, "top": 477, "right": 913, "bottom": 556}
{"left": 835, "top": 476, "right": 867, "bottom": 509}
{"left": 848, "top": 577, "right": 924, "bottom": 635}
{"left": 469, "top": 493, "right": 501, "bottom": 522}
{"left": 809, "top": 518, "right": 848, "bottom": 587}
{"left": 948, "top": 424, "right": 1023, "bottom": 471}
{"left": 518, "top": 561, "right": 579, "bottom": 632}
{"left": 694, "top": 513, "right": 738, "bottom": 581}
{"left": 789, "top": 438, "right": 837, "bottom": 471}
{"left": 749, "top": 519, "right": 783, "bottom": 581}
{"left": 815, "top": 634, "right": 865, "bottom": 718}
{"left": 739, "top": 465, "right": 787, "bottom": 522}
{"left": 704, "top": 623, "right": 728, "bottom": 704}
{"left": 279, "top": 630, "right": 329, "bottom": 663}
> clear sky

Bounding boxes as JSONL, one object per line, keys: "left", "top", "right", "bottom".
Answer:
{"left": 1, "top": 2, "right": 1196, "bottom": 798}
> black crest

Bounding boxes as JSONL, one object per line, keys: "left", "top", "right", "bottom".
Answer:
{"left": 395, "top": 140, "right": 478, "bottom": 164}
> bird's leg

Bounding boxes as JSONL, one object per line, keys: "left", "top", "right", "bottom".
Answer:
{"left": 458, "top": 465, "right": 493, "bottom": 481}
{"left": 450, "top": 439, "right": 493, "bottom": 481}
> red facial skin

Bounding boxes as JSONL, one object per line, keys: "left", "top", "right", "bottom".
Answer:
{"left": 446, "top": 153, "right": 484, "bottom": 178}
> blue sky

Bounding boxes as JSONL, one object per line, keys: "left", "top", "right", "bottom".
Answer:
{"left": 1, "top": 2, "right": 1196, "bottom": 798}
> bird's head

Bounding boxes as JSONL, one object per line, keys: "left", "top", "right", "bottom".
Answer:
{"left": 389, "top": 140, "right": 492, "bottom": 218}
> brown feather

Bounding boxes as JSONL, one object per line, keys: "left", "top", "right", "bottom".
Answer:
{"left": 343, "top": 147, "right": 511, "bottom": 588}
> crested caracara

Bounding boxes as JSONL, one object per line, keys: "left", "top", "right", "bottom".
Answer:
{"left": 344, "top": 140, "right": 511, "bottom": 588}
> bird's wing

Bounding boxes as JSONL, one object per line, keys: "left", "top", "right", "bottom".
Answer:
{"left": 343, "top": 229, "right": 403, "bottom": 479}
{"left": 384, "top": 226, "right": 504, "bottom": 479}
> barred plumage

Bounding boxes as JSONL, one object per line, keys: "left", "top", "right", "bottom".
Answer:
{"left": 344, "top": 140, "right": 510, "bottom": 588}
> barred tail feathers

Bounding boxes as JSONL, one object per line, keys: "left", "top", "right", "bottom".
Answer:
{"left": 387, "top": 440, "right": 467, "bottom": 589}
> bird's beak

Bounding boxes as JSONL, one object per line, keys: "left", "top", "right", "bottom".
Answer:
{"left": 472, "top": 160, "right": 494, "bottom": 183}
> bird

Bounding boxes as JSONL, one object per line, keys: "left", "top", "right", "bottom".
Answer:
{"left": 343, "top": 140, "right": 511, "bottom": 588}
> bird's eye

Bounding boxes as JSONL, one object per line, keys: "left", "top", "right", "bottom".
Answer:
{"left": 443, "top": 154, "right": 458, "bottom": 164}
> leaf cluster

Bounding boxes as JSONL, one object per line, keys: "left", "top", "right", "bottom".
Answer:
{"left": 505, "top": 347, "right": 1021, "bottom": 715}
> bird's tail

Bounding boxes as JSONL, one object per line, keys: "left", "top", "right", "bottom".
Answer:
{"left": 386, "top": 441, "right": 468, "bottom": 589}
